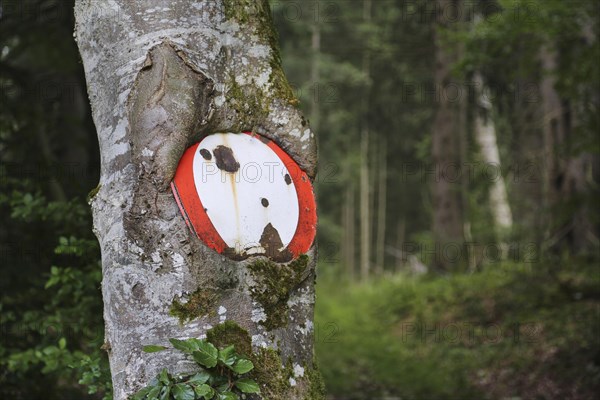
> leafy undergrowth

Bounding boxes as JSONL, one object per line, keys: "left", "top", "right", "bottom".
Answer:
{"left": 315, "top": 258, "right": 600, "bottom": 399}
{"left": 135, "top": 338, "right": 259, "bottom": 400}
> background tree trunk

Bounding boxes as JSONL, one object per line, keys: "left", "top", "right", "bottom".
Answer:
{"left": 375, "top": 137, "right": 387, "bottom": 275}
{"left": 74, "top": 1, "right": 322, "bottom": 399}
{"left": 540, "top": 45, "right": 594, "bottom": 253}
{"left": 431, "top": 0, "right": 465, "bottom": 271}
{"left": 342, "top": 177, "right": 356, "bottom": 281}
{"left": 473, "top": 72, "right": 513, "bottom": 234}
{"left": 360, "top": 0, "right": 372, "bottom": 281}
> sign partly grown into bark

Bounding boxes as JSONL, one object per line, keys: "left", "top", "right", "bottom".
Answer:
{"left": 74, "top": 1, "right": 323, "bottom": 399}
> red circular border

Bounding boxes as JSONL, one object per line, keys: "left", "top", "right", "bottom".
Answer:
{"left": 171, "top": 132, "right": 316, "bottom": 260}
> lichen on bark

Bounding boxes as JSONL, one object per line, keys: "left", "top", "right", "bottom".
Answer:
{"left": 247, "top": 255, "right": 310, "bottom": 330}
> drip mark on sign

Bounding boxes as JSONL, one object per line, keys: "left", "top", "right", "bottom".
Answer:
{"left": 284, "top": 174, "right": 292, "bottom": 185}
{"left": 261, "top": 198, "right": 269, "bottom": 207}
{"left": 213, "top": 145, "right": 239, "bottom": 172}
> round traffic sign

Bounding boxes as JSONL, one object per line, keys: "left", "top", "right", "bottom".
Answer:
{"left": 171, "top": 132, "right": 316, "bottom": 262}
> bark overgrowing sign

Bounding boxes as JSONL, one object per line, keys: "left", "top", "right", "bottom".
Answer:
{"left": 172, "top": 132, "right": 316, "bottom": 262}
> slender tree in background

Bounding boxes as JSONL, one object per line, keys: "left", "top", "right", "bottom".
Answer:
{"left": 360, "top": 0, "right": 372, "bottom": 281}
{"left": 342, "top": 180, "right": 356, "bottom": 280}
{"left": 473, "top": 72, "right": 513, "bottom": 235}
{"left": 74, "top": 1, "right": 322, "bottom": 398}
{"left": 431, "top": 0, "right": 465, "bottom": 271}
{"left": 375, "top": 136, "right": 387, "bottom": 275}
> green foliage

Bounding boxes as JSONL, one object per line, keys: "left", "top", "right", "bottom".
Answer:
{"left": 0, "top": 207, "right": 111, "bottom": 399}
{"left": 315, "top": 260, "right": 600, "bottom": 399}
{"left": 134, "top": 338, "right": 259, "bottom": 400}
{"left": 1, "top": 0, "right": 106, "bottom": 398}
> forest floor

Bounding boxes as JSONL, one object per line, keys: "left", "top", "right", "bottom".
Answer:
{"left": 315, "top": 257, "right": 600, "bottom": 400}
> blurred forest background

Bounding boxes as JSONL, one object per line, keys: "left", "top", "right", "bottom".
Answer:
{"left": 1, "top": 0, "right": 599, "bottom": 399}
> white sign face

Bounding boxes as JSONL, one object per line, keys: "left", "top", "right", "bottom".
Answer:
{"left": 192, "top": 133, "right": 300, "bottom": 258}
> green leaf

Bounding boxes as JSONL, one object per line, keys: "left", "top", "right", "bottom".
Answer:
{"left": 192, "top": 341, "right": 218, "bottom": 368}
{"left": 216, "top": 383, "right": 230, "bottom": 393}
{"left": 147, "top": 385, "right": 162, "bottom": 399}
{"left": 218, "top": 392, "right": 238, "bottom": 400}
{"left": 209, "top": 374, "right": 228, "bottom": 387}
{"left": 158, "top": 368, "right": 171, "bottom": 385}
{"left": 131, "top": 385, "right": 153, "bottom": 400}
{"left": 234, "top": 378, "right": 260, "bottom": 394}
{"left": 193, "top": 383, "right": 214, "bottom": 399}
{"left": 172, "top": 383, "right": 195, "bottom": 400}
{"left": 169, "top": 338, "right": 199, "bottom": 354}
{"left": 188, "top": 371, "right": 210, "bottom": 384}
{"left": 159, "top": 385, "right": 170, "bottom": 400}
{"left": 218, "top": 345, "right": 237, "bottom": 366}
{"left": 143, "top": 345, "right": 167, "bottom": 353}
{"left": 230, "top": 359, "right": 253, "bottom": 374}
{"left": 58, "top": 337, "right": 66, "bottom": 349}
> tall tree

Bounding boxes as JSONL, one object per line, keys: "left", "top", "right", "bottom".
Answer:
{"left": 431, "top": 0, "right": 465, "bottom": 270}
{"left": 540, "top": 44, "right": 594, "bottom": 252}
{"left": 360, "top": 0, "right": 373, "bottom": 281}
{"left": 74, "top": 1, "right": 323, "bottom": 399}
{"left": 375, "top": 137, "right": 387, "bottom": 275}
{"left": 473, "top": 73, "right": 513, "bottom": 235}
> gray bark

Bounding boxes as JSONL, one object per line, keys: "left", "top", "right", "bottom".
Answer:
{"left": 74, "top": 1, "right": 319, "bottom": 399}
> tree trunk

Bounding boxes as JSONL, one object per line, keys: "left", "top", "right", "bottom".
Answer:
{"left": 375, "top": 137, "right": 387, "bottom": 275}
{"left": 360, "top": 0, "right": 372, "bottom": 281}
{"left": 74, "top": 1, "right": 322, "bottom": 399}
{"left": 342, "top": 174, "right": 356, "bottom": 281}
{"left": 540, "top": 45, "right": 593, "bottom": 253}
{"left": 473, "top": 72, "right": 513, "bottom": 234}
{"left": 431, "top": 0, "right": 465, "bottom": 271}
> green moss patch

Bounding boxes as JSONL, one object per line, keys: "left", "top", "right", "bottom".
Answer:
{"left": 86, "top": 184, "right": 101, "bottom": 203}
{"left": 223, "top": 0, "right": 298, "bottom": 108}
{"left": 170, "top": 287, "right": 219, "bottom": 323}
{"left": 205, "top": 321, "right": 325, "bottom": 399}
{"left": 247, "top": 255, "right": 310, "bottom": 330}
{"left": 227, "top": 73, "right": 270, "bottom": 127}
{"left": 206, "top": 320, "right": 253, "bottom": 357}
{"left": 252, "top": 347, "right": 293, "bottom": 399}
{"left": 305, "top": 362, "right": 326, "bottom": 400}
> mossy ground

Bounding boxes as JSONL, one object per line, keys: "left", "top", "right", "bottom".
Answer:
{"left": 247, "top": 255, "right": 310, "bottom": 330}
